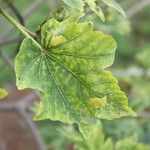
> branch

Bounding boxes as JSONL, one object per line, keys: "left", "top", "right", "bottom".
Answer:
{"left": 5, "top": 0, "right": 25, "bottom": 54}
{"left": 0, "top": 7, "right": 43, "bottom": 51}
{"left": 127, "top": 0, "right": 150, "bottom": 19}
{"left": 18, "top": 110, "right": 45, "bottom": 150}
{"left": 110, "top": 68, "right": 150, "bottom": 77}
{"left": 0, "top": 122, "right": 7, "bottom": 150}
{"left": 6, "top": 0, "right": 24, "bottom": 25}
{"left": 138, "top": 112, "right": 150, "bottom": 118}
{"left": 0, "top": 37, "right": 20, "bottom": 47}
{"left": 0, "top": 0, "right": 48, "bottom": 41}
{"left": 0, "top": 91, "right": 45, "bottom": 150}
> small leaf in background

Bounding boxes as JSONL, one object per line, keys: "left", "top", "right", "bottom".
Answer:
{"left": 63, "top": 0, "right": 85, "bottom": 12}
{"left": 63, "top": 0, "right": 106, "bottom": 21}
{"left": 0, "top": 88, "right": 8, "bottom": 100}
{"left": 102, "top": 0, "right": 126, "bottom": 18}
{"left": 62, "top": 0, "right": 126, "bottom": 21}
{"left": 16, "top": 17, "right": 136, "bottom": 139}
{"left": 86, "top": 0, "right": 105, "bottom": 22}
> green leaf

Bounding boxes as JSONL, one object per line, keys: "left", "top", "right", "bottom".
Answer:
{"left": 62, "top": 0, "right": 126, "bottom": 21}
{"left": 63, "top": 0, "right": 85, "bottom": 12}
{"left": 102, "top": 0, "right": 126, "bottom": 18}
{"left": 62, "top": 0, "right": 105, "bottom": 21}
{"left": 15, "top": 19, "right": 136, "bottom": 139}
{"left": 86, "top": 0, "right": 105, "bottom": 22}
{"left": 0, "top": 88, "right": 8, "bottom": 100}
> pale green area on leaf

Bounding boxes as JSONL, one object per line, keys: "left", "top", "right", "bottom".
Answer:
{"left": 0, "top": 88, "right": 8, "bottom": 100}
{"left": 63, "top": 0, "right": 84, "bottom": 12}
{"left": 15, "top": 18, "right": 136, "bottom": 139}
{"left": 102, "top": 0, "right": 126, "bottom": 18}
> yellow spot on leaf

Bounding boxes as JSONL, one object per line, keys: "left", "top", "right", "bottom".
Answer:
{"left": 89, "top": 97, "right": 107, "bottom": 109}
{"left": 50, "top": 35, "right": 67, "bottom": 47}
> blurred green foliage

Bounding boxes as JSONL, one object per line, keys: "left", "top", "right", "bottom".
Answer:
{"left": 135, "top": 49, "right": 150, "bottom": 68}
{"left": 39, "top": 120, "right": 150, "bottom": 150}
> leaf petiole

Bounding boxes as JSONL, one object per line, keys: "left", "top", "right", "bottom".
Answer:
{"left": 0, "top": 7, "right": 43, "bottom": 51}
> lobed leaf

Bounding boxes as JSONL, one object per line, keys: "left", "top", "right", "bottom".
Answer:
{"left": 15, "top": 18, "right": 136, "bottom": 139}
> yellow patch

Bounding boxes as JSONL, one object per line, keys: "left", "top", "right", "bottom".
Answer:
{"left": 89, "top": 97, "right": 107, "bottom": 109}
{"left": 50, "top": 35, "right": 67, "bottom": 47}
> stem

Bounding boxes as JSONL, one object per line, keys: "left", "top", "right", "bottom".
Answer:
{"left": 0, "top": 7, "right": 43, "bottom": 51}
{"left": 24, "top": 28, "right": 37, "bottom": 38}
